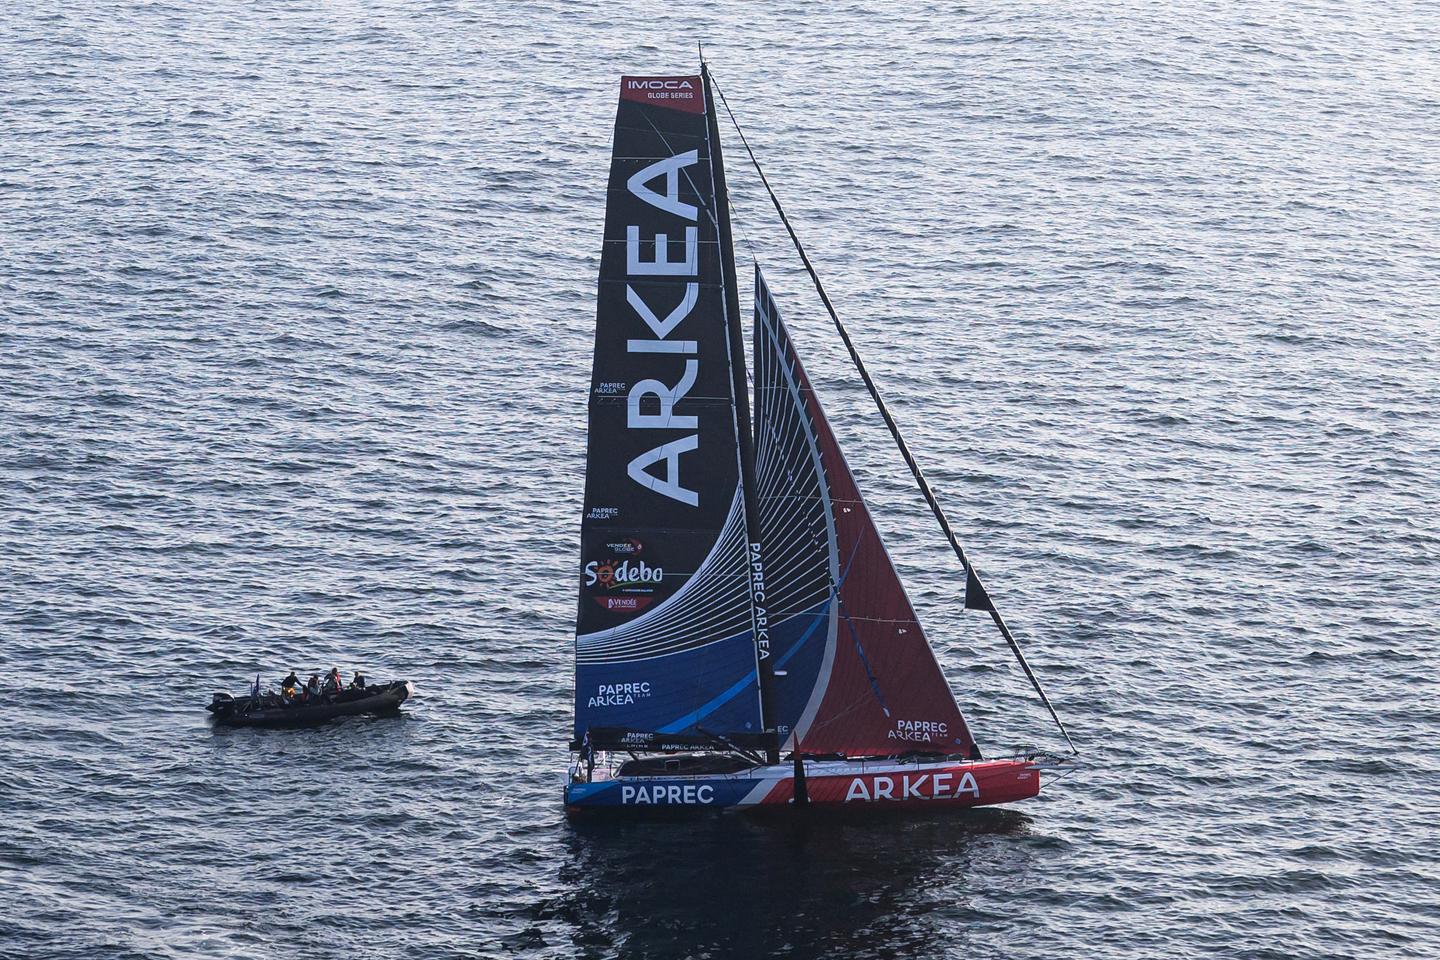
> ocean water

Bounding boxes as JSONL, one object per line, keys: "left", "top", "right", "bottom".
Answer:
{"left": 2, "top": 1, "right": 1438, "bottom": 957}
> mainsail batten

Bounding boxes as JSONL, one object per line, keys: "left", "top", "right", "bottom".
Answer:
{"left": 573, "top": 77, "right": 764, "bottom": 748}
{"left": 752, "top": 268, "right": 978, "bottom": 758}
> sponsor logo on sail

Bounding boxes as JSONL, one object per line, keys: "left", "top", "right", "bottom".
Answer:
{"left": 589, "top": 682, "right": 651, "bottom": 708}
{"left": 622, "top": 147, "right": 703, "bottom": 506}
{"left": 624, "top": 79, "right": 698, "bottom": 107}
{"left": 595, "top": 596, "right": 650, "bottom": 612}
{"left": 584, "top": 559, "right": 664, "bottom": 588}
{"left": 887, "top": 719, "right": 949, "bottom": 744}
{"left": 626, "top": 79, "right": 694, "bottom": 91}
{"left": 584, "top": 542, "right": 665, "bottom": 612}
{"left": 749, "top": 541, "right": 770, "bottom": 659}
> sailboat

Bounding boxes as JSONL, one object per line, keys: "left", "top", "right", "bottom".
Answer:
{"left": 565, "top": 62, "right": 1075, "bottom": 812}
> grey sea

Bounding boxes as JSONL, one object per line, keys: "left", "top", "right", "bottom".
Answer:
{"left": 3, "top": 2, "right": 1437, "bottom": 958}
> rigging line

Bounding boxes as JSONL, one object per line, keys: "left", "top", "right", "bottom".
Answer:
{"left": 709, "top": 72, "right": 1078, "bottom": 756}
{"left": 728, "top": 201, "right": 760, "bottom": 392}
{"left": 726, "top": 191, "right": 761, "bottom": 264}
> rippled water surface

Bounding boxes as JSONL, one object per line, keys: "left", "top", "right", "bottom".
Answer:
{"left": 3, "top": 2, "right": 1439, "bottom": 958}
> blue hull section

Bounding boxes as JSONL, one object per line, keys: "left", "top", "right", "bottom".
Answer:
{"left": 566, "top": 776, "right": 762, "bottom": 809}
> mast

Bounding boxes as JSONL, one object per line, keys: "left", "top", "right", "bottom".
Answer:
{"left": 709, "top": 74, "right": 1078, "bottom": 755}
{"left": 702, "top": 60, "right": 780, "bottom": 764}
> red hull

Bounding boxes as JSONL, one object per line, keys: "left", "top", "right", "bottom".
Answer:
{"left": 759, "top": 758, "right": 1040, "bottom": 807}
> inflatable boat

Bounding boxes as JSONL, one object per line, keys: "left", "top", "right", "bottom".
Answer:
{"left": 207, "top": 680, "right": 412, "bottom": 727}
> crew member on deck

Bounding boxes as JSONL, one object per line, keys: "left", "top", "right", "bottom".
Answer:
{"left": 281, "top": 671, "right": 299, "bottom": 702}
{"left": 306, "top": 674, "right": 321, "bottom": 699}
{"left": 349, "top": 671, "right": 366, "bottom": 691}
{"left": 324, "top": 667, "right": 343, "bottom": 696}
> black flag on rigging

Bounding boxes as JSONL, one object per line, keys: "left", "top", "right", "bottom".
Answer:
{"left": 964, "top": 565, "right": 994, "bottom": 612}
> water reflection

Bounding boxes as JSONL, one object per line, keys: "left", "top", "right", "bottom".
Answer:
{"left": 557, "top": 807, "right": 1034, "bottom": 959}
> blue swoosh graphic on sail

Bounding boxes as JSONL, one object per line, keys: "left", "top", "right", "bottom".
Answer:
{"left": 656, "top": 596, "right": 831, "bottom": 733}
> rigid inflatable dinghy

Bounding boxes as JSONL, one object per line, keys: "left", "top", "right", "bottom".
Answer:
{"left": 208, "top": 680, "right": 412, "bottom": 727}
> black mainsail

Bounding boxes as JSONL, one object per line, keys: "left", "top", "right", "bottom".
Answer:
{"left": 573, "top": 76, "right": 767, "bottom": 751}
